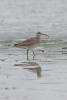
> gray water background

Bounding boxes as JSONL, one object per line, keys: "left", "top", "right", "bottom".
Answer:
{"left": 0, "top": 0, "right": 67, "bottom": 40}
{"left": 0, "top": 0, "right": 67, "bottom": 100}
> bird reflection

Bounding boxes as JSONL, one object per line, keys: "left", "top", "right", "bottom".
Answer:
{"left": 14, "top": 61, "right": 42, "bottom": 78}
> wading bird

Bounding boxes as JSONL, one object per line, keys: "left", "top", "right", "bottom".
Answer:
{"left": 13, "top": 32, "right": 49, "bottom": 60}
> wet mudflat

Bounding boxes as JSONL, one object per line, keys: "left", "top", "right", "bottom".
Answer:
{"left": 0, "top": 39, "right": 67, "bottom": 100}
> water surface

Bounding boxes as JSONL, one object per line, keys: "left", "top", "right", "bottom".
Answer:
{"left": 0, "top": 39, "right": 67, "bottom": 100}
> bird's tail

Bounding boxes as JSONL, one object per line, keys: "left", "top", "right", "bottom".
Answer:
{"left": 13, "top": 44, "right": 18, "bottom": 47}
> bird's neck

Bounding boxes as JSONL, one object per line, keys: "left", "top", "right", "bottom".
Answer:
{"left": 37, "top": 34, "right": 41, "bottom": 42}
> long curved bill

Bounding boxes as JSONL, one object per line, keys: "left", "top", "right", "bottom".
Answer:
{"left": 42, "top": 33, "right": 49, "bottom": 38}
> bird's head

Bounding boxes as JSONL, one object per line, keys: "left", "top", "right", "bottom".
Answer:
{"left": 36, "top": 32, "right": 49, "bottom": 38}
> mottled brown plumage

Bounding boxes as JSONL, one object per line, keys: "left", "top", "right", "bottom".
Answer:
{"left": 13, "top": 32, "right": 49, "bottom": 60}
{"left": 14, "top": 37, "right": 40, "bottom": 48}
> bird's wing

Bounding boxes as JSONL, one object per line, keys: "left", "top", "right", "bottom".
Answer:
{"left": 17, "top": 37, "right": 37, "bottom": 46}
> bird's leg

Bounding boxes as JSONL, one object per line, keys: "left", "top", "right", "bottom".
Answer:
{"left": 32, "top": 50, "right": 35, "bottom": 60}
{"left": 27, "top": 49, "right": 28, "bottom": 60}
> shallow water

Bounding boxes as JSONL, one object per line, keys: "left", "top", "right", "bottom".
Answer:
{"left": 0, "top": 39, "right": 67, "bottom": 100}
{"left": 0, "top": 0, "right": 67, "bottom": 99}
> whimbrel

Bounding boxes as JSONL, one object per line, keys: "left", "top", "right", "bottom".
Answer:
{"left": 13, "top": 32, "right": 49, "bottom": 60}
